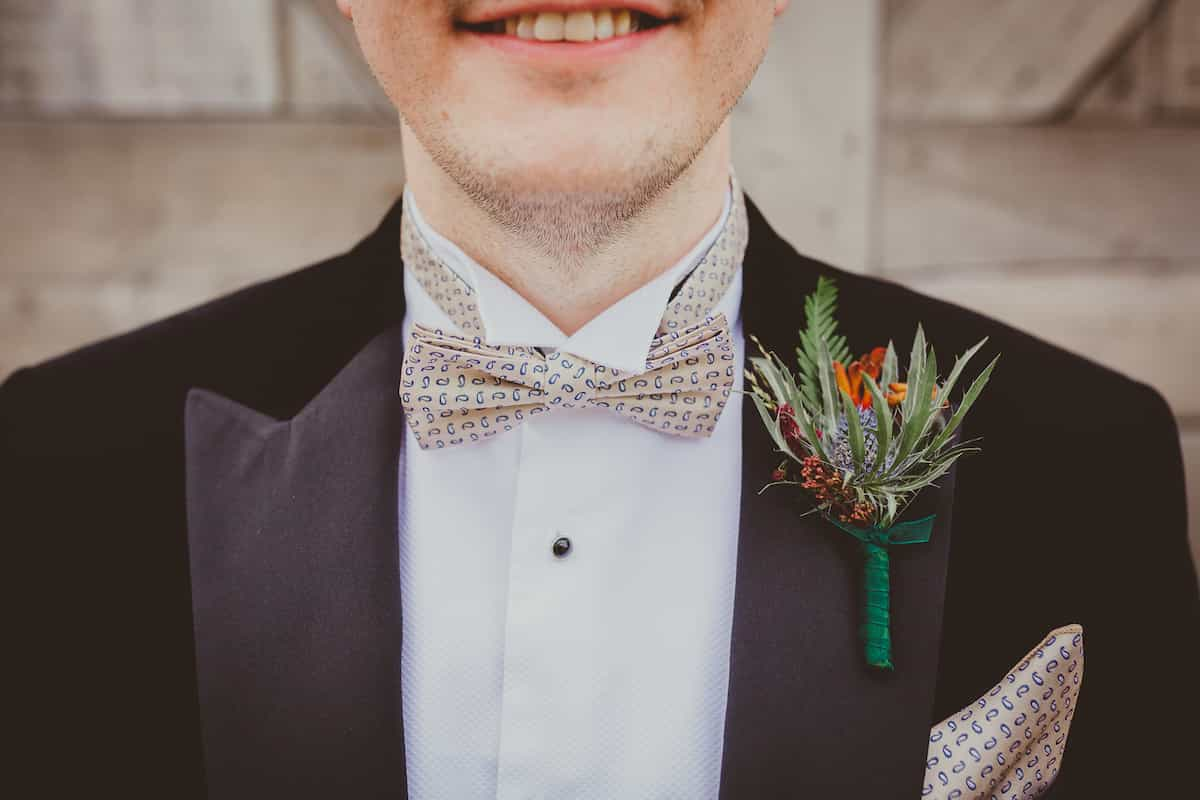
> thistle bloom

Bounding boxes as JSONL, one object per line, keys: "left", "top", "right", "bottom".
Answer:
{"left": 832, "top": 406, "right": 895, "bottom": 474}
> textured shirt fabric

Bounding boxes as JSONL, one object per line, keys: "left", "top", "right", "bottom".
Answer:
{"left": 397, "top": 175, "right": 745, "bottom": 800}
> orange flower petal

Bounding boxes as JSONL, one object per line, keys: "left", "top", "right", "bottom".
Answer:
{"left": 834, "top": 361, "right": 853, "bottom": 399}
{"left": 848, "top": 362, "right": 863, "bottom": 400}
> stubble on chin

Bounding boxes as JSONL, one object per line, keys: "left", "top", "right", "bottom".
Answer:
{"left": 424, "top": 141, "right": 699, "bottom": 273}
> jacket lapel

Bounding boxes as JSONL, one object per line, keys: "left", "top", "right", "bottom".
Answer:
{"left": 185, "top": 323, "right": 409, "bottom": 799}
{"left": 719, "top": 197, "right": 960, "bottom": 797}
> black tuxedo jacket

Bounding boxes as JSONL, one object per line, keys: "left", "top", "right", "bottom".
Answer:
{"left": 3, "top": 193, "right": 1196, "bottom": 799}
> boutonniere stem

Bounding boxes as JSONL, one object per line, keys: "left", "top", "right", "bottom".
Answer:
{"left": 747, "top": 276, "right": 998, "bottom": 671}
{"left": 829, "top": 514, "right": 934, "bottom": 670}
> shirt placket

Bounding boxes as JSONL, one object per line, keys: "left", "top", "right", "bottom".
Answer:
{"left": 494, "top": 414, "right": 599, "bottom": 799}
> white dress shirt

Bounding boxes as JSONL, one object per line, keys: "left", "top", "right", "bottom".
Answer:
{"left": 398, "top": 177, "right": 745, "bottom": 800}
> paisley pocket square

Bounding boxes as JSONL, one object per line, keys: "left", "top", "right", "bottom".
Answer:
{"left": 922, "top": 624, "right": 1084, "bottom": 800}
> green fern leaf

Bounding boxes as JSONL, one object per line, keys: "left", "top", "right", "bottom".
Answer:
{"left": 796, "top": 276, "right": 852, "bottom": 413}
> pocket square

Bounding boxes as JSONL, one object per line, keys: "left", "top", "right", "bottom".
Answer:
{"left": 922, "top": 624, "right": 1084, "bottom": 799}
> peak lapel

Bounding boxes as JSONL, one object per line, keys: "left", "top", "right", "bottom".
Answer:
{"left": 185, "top": 323, "right": 409, "bottom": 797}
{"left": 720, "top": 197, "right": 959, "bottom": 798}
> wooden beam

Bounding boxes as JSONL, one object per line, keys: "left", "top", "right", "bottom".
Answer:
{"left": 879, "top": 126, "right": 1200, "bottom": 269}
{"left": 886, "top": 0, "right": 1155, "bottom": 122}
{"left": 904, "top": 269, "right": 1200, "bottom": 418}
{"left": 1162, "top": 0, "right": 1200, "bottom": 116}
{"left": 734, "top": 0, "right": 879, "bottom": 271}
{"left": 0, "top": 0, "right": 279, "bottom": 115}
{"left": 284, "top": 0, "right": 395, "bottom": 119}
{"left": 1074, "top": 14, "right": 1163, "bottom": 121}
{"left": 0, "top": 121, "right": 406, "bottom": 374}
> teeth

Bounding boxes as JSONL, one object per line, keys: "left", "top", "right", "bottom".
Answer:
{"left": 517, "top": 13, "right": 536, "bottom": 38}
{"left": 501, "top": 9, "right": 656, "bottom": 41}
{"left": 564, "top": 11, "right": 595, "bottom": 41}
{"left": 594, "top": 9, "right": 614, "bottom": 39}
{"left": 533, "top": 11, "right": 565, "bottom": 40}
{"left": 615, "top": 9, "right": 632, "bottom": 35}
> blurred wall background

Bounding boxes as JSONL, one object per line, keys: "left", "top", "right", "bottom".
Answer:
{"left": 1, "top": 0, "right": 1197, "bottom": 561}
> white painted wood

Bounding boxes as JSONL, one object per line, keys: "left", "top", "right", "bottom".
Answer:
{"left": 733, "top": 0, "right": 878, "bottom": 272}
{"left": 0, "top": 120, "right": 406, "bottom": 279}
{"left": 285, "top": 0, "right": 394, "bottom": 118}
{"left": 1074, "top": 19, "right": 1161, "bottom": 121}
{"left": 0, "top": 273, "right": 255, "bottom": 376}
{"left": 0, "top": 0, "right": 279, "bottom": 114}
{"left": 1162, "top": 0, "right": 1200, "bottom": 115}
{"left": 886, "top": 0, "right": 1154, "bottom": 122}
{"left": 904, "top": 269, "right": 1200, "bottom": 417}
{"left": 879, "top": 127, "right": 1200, "bottom": 271}
{"left": 0, "top": 121, "right": 407, "bottom": 373}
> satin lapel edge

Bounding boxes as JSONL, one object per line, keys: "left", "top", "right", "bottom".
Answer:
{"left": 184, "top": 324, "right": 409, "bottom": 799}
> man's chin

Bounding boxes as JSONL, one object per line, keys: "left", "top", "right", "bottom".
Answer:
{"left": 457, "top": 158, "right": 673, "bottom": 207}
{"left": 435, "top": 153, "right": 687, "bottom": 252}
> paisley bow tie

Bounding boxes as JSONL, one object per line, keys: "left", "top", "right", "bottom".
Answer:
{"left": 398, "top": 165, "right": 750, "bottom": 450}
{"left": 400, "top": 314, "right": 736, "bottom": 449}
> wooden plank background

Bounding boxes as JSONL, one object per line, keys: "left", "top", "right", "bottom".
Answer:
{"left": 1163, "top": 0, "right": 1200, "bottom": 114}
{"left": 0, "top": 121, "right": 406, "bottom": 372}
{"left": 0, "top": 0, "right": 279, "bottom": 114}
{"left": 283, "top": 0, "right": 394, "bottom": 118}
{"left": 880, "top": 126, "right": 1198, "bottom": 269}
{"left": 733, "top": 0, "right": 878, "bottom": 270}
{"left": 886, "top": 0, "right": 1156, "bottom": 122}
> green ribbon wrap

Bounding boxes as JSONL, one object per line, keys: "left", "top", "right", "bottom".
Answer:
{"left": 828, "top": 514, "right": 937, "bottom": 671}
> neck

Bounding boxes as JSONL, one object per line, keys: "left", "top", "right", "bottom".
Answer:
{"left": 400, "top": 120, "right": 733, "bottom": 336}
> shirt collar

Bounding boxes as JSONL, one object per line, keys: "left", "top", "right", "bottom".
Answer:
{"left": 402, "top": 174, "right": 738, "bottom": 375}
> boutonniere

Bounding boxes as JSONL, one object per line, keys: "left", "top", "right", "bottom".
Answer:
{"left": 746, "top": 276, "right": 999, "bottom": 671}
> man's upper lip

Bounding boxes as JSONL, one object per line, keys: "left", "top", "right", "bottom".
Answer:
{"left": 456, "top": 1, "right": 676, "bottom": 24}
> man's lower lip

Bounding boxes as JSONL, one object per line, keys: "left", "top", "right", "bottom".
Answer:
{"left": 461, "top": 24, "right": 673, "bottom": 64}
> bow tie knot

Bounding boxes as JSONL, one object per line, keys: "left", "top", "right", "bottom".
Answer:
{"left": 538, "top": 352, "right": 621, "bottom": 409}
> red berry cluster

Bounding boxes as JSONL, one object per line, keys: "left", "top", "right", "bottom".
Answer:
{"left": 799, "top": 454, "right": 875, "bottom": 525}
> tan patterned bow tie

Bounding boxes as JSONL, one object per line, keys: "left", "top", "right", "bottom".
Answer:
{"left": 399, "top": 167, "right": 750, "bottom": 450}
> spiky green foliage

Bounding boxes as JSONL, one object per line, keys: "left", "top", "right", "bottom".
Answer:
{"left": 747, "top": 336, "right": 829, "bottom": 462}
{"left": 852, "top": 337, "right": 998, "bottom": 527}
{"left": 747, "top": 277, "right": 999, "bottom": 528}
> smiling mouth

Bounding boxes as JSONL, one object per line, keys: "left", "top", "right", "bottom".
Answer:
{"left": 455, "top": 9, "right": 676, "bottom": 42}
